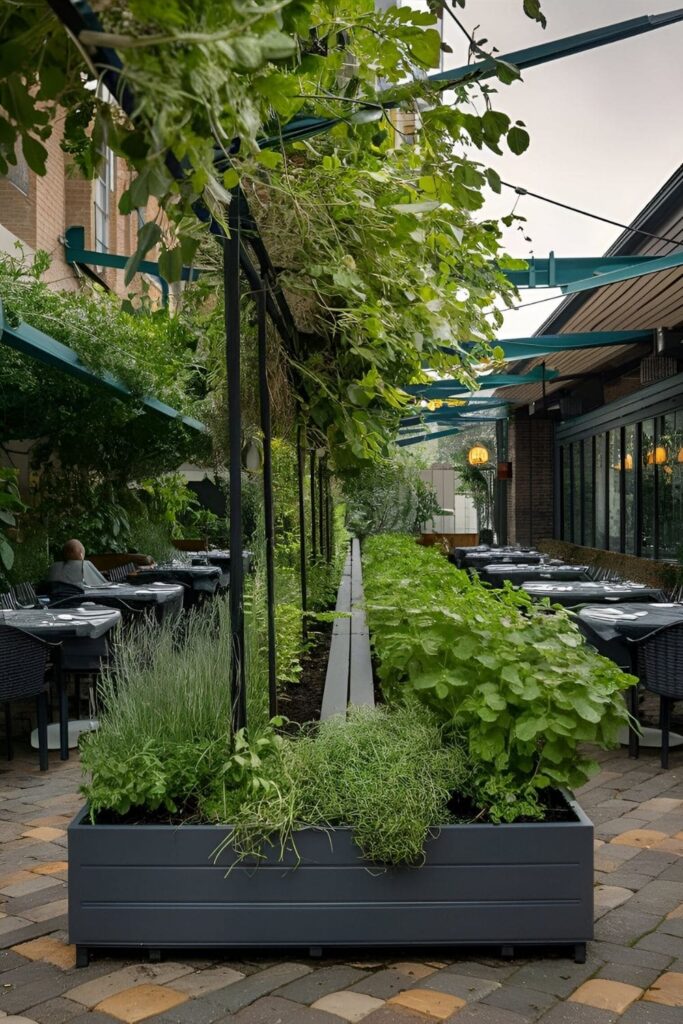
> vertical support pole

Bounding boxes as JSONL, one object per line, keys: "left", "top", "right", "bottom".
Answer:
{"left": 296, "top": 425, "right": 308, "bottom": 628}
{"left": 224, "top": 204, "right": 246, "bottom": 734}
{"left": 326, "top": 469, "right": 334, "bottom": 563}
{"left": 309, "top": 450, "right": 317, "bottom": 562}
{"left": 257, "top": 284, "right": 277, "bottom": 719}
{"left": 318, "top": 455, "right": 325, "bottom": 562}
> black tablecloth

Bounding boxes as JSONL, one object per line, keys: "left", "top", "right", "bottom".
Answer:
{"left": 461, "top": 550, "right": 545, "bottom": 570}
{"left": 130, "top": 564, "right": 221, "bottom": 593}
{"left": 578, "top": 602, "right": 683, "bottom": 642}
{"left": 52, "top": 582, "right": 184, "bottom": 618}
{"left": 481, "top": 564, "right": 590, "bottom": 586}
{"left": 522, "top": 581, "right": 666, "bottom": 607}
{"left": 191, "top": 549, "right": 254, "bottom": 575}
{"left": 0, "top": 605, "right": 121, "bottom": 641}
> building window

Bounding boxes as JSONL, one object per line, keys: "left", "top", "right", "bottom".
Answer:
{"left": 658, "top": 412, "right": 681, "bottom": 559}
{"left": 562, "top": 446, "right": 571, "bottom": 540}
{"left": 608, "top": 429, "right": 621, "bottom": 550}
{"left": 583, "top": 437, "right": 594, "bottom": 547}
{"left": 4, "top": 153, "right": 29, "bottom": 195}
{"left": 94, "top": 147, "right": 116, "bottom": 255}
{"left": 595, "top": 433, "right": 606, "bottom": 548}
{"left": 624, "top": 423, "right": 636, "bottom": 554}
{"left": 572, "top": 443, "right": 581, "bottom": 544}
{"left": 641, "top": 418, "right": 655, "bottom": 557}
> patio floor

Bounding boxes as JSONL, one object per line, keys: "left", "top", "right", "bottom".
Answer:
{"left": 0, "top": 744, "right": 682, "bottom": 1024}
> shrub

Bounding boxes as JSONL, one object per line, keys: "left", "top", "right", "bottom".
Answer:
{"left": 363, "top": 534, "right": 634, "bottom": 821}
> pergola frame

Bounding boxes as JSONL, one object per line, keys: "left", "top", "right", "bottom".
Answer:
{"left": 40, "top": 0, "right": 683, "bottom": 730}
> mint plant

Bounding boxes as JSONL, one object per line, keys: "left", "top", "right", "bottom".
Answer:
{"left": 363, "top": 534, "right": 634, "bottom": 821}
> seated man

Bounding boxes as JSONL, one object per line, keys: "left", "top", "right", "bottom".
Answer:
{"left": 47, "top": 539, "right": 111, "bottom": 589}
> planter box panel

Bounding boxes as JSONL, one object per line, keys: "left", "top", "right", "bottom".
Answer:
{"left": 72, "top": 901, "right": 589, "bottom": 949}
{"left": 76, "top": 862, "right": 586, "bottom": 906}
{"left": 69, "top": 797, "right": 593, "bottom": 953}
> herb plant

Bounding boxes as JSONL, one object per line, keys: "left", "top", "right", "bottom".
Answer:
{"left": 363, "top": 534, "right": 634, "bottom": 821}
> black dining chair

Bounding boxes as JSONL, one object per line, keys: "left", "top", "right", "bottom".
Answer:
{"left": 0, "top": 591, "right": 17, "bottom": 610}
{"left": 638, "top": 623, "right": 683, "bottom": 769}
{"left": 106, "top": 562, "right": 135, "bottom": 583}
{"left": 11, "top": 582, "right": 40, "bottom": 608}
{"left": 574, "top": 616, "right": 639, "bottom": 757}
{"left": 0, "top": 624, "right": 49, "bottom": 771}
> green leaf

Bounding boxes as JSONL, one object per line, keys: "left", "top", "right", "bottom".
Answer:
{"left": 507, "top": 125, "right": 530, "bottom": 155}
{"left": 158, "top": 245, "right": 183, "bottom": 284}
{"left": 0, "top": 533, "right": 14, "bottom": 570}
{"left": 485, "top": 168, "right": 502, "bottom": 194}
{"left": 125, "top": 221, "right": 162, "bottom": 285}
{"left": 523, "top": 0, "right": 547, "bottom": 29}
{"left": 21, "top": 134, "right": 47, "bottom": 175}
{"left": 256, "top": 149, "right": 283, "bottom": 169}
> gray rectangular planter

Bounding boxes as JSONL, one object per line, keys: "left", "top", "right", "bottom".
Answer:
{"left": 68, "top": 791, "right": 593, "bottom": 966}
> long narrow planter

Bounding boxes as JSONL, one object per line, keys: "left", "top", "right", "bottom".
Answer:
{"left": 68, "top": 791, "right": 593, "bottom": 966}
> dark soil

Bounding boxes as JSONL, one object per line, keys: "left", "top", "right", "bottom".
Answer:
{"left": 278, "top": 619, "right": 332, "bottom": 729}
{"left": 447, "top": 786, "right": 578, "bottom": 824}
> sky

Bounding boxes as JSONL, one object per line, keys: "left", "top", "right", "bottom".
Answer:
{"left": 440, "top": 0, "right": 683, "bottom": 339}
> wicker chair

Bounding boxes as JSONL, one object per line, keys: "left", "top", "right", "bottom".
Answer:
{"left": 638, "top": 623, "right": 683, "bottom": 769}
{"left": 0, "top": 591, "right": 17, "bottom": 610}
{"left": 0, "top": 625, "right": 49, "bottom": 771}
{"left": 106, "top": 562, "right": 135, "bottom": 583}
{"left": 11, "top": 582, "right": 40, "bottom": 609}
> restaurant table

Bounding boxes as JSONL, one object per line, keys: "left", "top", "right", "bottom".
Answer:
{"left": 578, "top": 602, "right": 683, "bottom": 643}
{"left": 481, "top": 563, "right": 590, "bottom": 587}
{"left": 449, "top": 545, "right": 540, "bottom": 569}
{"left": 522, "top": 581, "right": 667, "bottom": 607}
{"left": 0, "top": 605, "right": 122, "bottom": 760}
{"left": 191, "top": 549, "right": 254, "bottom": 583}
{"left": 460, "top": 550, "right": 546, "bottom": 570}
{"left": 49, "top": 581, "right": 184, "bottom": 621}
{"left": 578, "top": 602, "right": 683, "bottom": 755}
{"left": 129, "top": 563, "right": 221, "bottom": 605}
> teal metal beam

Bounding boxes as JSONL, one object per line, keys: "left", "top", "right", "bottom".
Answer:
{"left": 261, "top": 10, "right": 683, "bottom": 150}
{"left": 0, "top": 299, "right": 207, "bottom": 434}
{"left": 397, "top": 427, "right": 463, "bottom": 447}
{"left": 501, "top": 255, "right": 680, "bottom": 289}
{"left": 400, "top": 408, "right": 507, "bottom": 427}
{"left": 561, "top": 250, "right": 683, "bottom": 295}
{"left": 433, "top": 329, "right": 653, "bottom": 363}
{"left": 64, "top": 227, "right": 171, "bottom": 304}
{"left": 402, "top": 369, "right": 559, "bottom": 396}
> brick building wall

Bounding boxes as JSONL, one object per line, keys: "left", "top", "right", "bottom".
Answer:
{"left": 0, "top": 116, "right": 161, "bottom": 302}
{"left": 506, "top": 414, "right": 555, "bottom": 546}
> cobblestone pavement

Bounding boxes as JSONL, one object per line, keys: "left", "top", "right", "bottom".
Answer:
{"left": 1, "top": 744, "right": 682, "bottom": 1024}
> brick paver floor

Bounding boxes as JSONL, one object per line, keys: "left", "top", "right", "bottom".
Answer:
{"left": 1, "top": 742, "right": 682, "bottom": 1024}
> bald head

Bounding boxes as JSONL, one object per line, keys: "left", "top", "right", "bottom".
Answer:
{"left": 63, "top": 539, "right": 85, "bottom": 561}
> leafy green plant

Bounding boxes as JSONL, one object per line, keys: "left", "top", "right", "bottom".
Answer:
{"left": 0, "top": 467, "right": 25, "bottom": 579}
{"left": 206, "top": 704, "right": 471, "bottom": 865}
{"left": 81, "top": 598, "right": 234, "bottom": 818}
{"left": 363, "top": 534, "right": 634, "bottom": 821}
{"left": 343, "top": 455, "right": 439, "bottom": 540}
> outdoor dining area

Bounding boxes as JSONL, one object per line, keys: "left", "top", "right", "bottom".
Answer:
{"left": 0, "top": 544, "right": 244, "bottom": 772}
{"left": 451, "top": 543, "right": 683, "bottom": 769}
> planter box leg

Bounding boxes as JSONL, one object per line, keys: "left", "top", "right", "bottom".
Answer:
{"left": 574, "top": 943, "right": 587, "bottom": 964}
{"left": 76, "top": 946, "right": 89, "bottom": 969}
{"left": 309, "top": 947, "right": 323, "bottom": 959}
{"left": 149, "top": 949, "right": 162, "bottom": 964}
{"left": 501, "top": 945, "right": 515, "bottom": 960}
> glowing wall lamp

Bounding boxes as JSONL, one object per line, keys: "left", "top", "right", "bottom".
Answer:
{"left": 467, "top": 444, "right": 490, "bottom": 467}
{"left": 646, "top": 446, "right": 668, "bottom": 466}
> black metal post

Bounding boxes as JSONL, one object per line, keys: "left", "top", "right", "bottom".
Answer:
{"left": 256, "top": 284, "right": 277, "bottom": 719}
{"left": 309, "top": 450, "right": 317, "bottom": 561}
{"left": 318, "top": 455, "right": 325, "bottom": 562}
{"left": 326, "top": 470, "right": 334, "bottom": 563}
{"left": 224, "top": 207, "right": 246, "bottom": 734}
{"left": 296, "top": 425, "right": 308, "bottom": 624}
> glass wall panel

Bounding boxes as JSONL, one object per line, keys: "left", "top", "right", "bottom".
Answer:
{"left": 583, "top": 438, "right": 594, "bottom": 547}
{"left": 624, "top": 424, "right": 636, "bottom": 554}
{"left": 572, "top": 443, "right": 581, "bottom": 544}
{"left": 595, "top": 433, "right": 606, "bottom": 548}
{"left": 608, "top": 429, "right": 621, "bottom": 550}
{"left": 562, "top": 446, "right": 571, "bottom": 541}
{"left": 658, "top": 413, "right": 680, "bottom": 558}
{"left": 641, "top": 418, "right": 655, "bottom": 557}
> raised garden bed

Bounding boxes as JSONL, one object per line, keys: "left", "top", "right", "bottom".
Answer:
{"left": 68, "top": 788, "right": 592, "bottom": 966}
